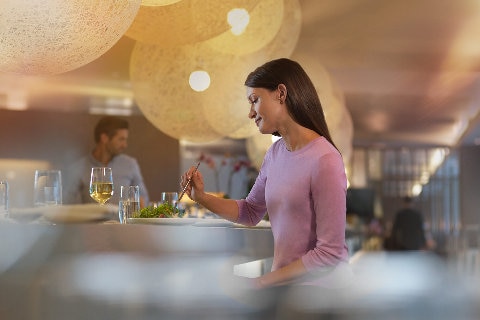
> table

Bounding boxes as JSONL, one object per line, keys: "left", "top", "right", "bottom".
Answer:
{"left": 0, "top": 221, "right": 275, "bottom": 320}
{"left": 2, "top": 220, "right": 479, "bottom": 320}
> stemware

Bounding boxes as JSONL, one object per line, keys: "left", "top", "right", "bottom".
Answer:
{"left": 89, "top": 167, "right": 113, "bottom": 205}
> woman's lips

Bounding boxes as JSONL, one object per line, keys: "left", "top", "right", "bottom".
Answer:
{"left": 255, "top": 117, "right": 261, "bottom": 126}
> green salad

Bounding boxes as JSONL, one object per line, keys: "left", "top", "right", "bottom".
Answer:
{"left": 134, "top": 203, "right": 183, "bottom": 218}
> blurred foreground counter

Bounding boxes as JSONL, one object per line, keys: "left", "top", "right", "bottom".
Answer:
{"left": 0, "top": 222, "right": 276, "bottom": 320}
{"left": 1, "top": 222, "right": 480, "bottom": 319}
{"left": 0, "top": 222, "right": 274, "bottom": 258}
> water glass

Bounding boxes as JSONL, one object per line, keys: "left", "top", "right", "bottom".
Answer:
{"left": 34, "top": 170, "right": 62, "bottom": 206}
{"left": 0, "top": 181, "right": 8, "bottom": 218}
{"left": 161, "top": 192, "right": 179, "bottom": 208}
{"left": 119, "top": 185, "right": 140, "bottom": 224}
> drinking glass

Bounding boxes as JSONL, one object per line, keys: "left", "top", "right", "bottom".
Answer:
{"left": 34, "top": 170, "right": 62, "bottom": 206}
{"left": 161, "top": 192, "right": 179, "bottom": 208}
{"left": 119, "top": 185, "right": 140, "bottom": 224}
{"left": 0, "top": 181, "right": 8, "bottom": 218}
{"left": 89, "top": 167, "right": 113, "bottom": 205}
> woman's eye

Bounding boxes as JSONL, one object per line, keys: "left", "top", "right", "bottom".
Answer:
{"left": 248, "top": 94, "right": 259, "bottom": 105}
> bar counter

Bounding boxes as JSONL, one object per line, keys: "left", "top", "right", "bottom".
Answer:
{"left": 1, "top": 219, "right": 479, "bottom": 319}
{"left": 0, "top": 220, "right": 276, "bottom": 319}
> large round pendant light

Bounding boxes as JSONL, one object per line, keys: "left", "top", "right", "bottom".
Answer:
{"left": 0, "top": 0, "right": 141, "bottom": 75}
{"left": 124, "top": 0, "right": 260, "bottom": 46}
{"left": 245, "top": 134, "right": 274, "bottom": 170}
{"left": 223, "top": 0, "right": 303, "bottom": 139}
{"left": 131, "top": 0, "right": 302, "bottom": 143}
{"left": 199, "top": 62, "right": 258, "bottom": 138}
{"left": 292, "top": 52, "right": 354, "bottom": 166}
{"left": 130, "top": 42, "right": 265, "bottom": 142}
{"left": 141, "top": 0, "right": 182, "bottom": 5}
{"left": 203, "top": 0, "right": 284, "bottom": 55}
{"left": 227, "top": 121, "right": 259, "bottom": 140}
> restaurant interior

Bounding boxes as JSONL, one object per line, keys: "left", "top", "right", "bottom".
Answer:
{"left": 1, "top": 0, "right": 480, "bottom": 319}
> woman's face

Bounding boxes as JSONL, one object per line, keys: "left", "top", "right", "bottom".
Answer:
{"left": 246, "top": 87, "right": 284, "bottom": 134}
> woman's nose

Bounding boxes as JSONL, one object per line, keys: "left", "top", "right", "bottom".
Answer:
{"left": 248, "top": 105, "right": 256, "bottom": 119}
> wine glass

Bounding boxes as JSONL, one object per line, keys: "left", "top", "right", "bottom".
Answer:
{"left": 89, "top": 167, "right": 113, "bottom": 205}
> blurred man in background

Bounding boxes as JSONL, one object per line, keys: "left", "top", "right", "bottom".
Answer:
{"left": 64, "top": 116, "right": 149, "bottom": 208}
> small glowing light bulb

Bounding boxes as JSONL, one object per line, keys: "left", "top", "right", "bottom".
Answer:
{"left": 227, "top": 8, "right": 250, "bottom": 35}
{"left": 189, "top": 70, "right": 211, "bottom": 92}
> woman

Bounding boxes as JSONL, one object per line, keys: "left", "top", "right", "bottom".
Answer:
{"left": 181, "top": 58, "right": 352, "bottom": 289}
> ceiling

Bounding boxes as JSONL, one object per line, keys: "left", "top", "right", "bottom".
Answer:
{"left": 298, "top": 0, "right": 480, "bottom": 148}
{"left": 2, "top": 0, "right": 480, "bottom": 148}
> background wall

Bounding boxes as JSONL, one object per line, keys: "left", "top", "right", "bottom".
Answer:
{"left": 0, "top": 109, "right": 179, "bottom": 208}
{"left": 179, "top": 139, "right": 254, "bottom": 200}
{"left": 459, "top": 146, "right": 480, "bottom": 226}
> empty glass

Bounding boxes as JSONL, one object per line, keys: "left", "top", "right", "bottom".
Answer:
{"left": 161, "top": 192, "right": 179, "bottom": 208}
{"left": 34, "top": 170, "right": 62, "bottom": 206}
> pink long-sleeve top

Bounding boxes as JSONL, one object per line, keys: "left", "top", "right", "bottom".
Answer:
{"left": 236, "top": 136, "right": 351, "bottom": 287}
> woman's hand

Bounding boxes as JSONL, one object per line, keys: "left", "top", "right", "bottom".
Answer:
{"left": 180, "top": 165, "right": 205, "bottom": 202}
{"left": 181, "top": 165, "right": 240, "bottom": 222}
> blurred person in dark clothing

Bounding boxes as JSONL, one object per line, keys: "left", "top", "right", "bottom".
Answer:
{"left": 385, "top": 196, "right": 427, "bottom": 251}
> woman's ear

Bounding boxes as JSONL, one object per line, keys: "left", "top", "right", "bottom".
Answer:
{"left": 277, "top": 84, "right": 287, "bottom": 104}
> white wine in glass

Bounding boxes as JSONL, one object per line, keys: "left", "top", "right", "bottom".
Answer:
{"left": 89, "top": 167, "right": 113, "bottom": 204}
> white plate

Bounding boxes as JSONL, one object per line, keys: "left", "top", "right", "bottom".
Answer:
{"left": 9, "top": 207, "right": 44, "bottom": 221}
{"left": 43, "top": 204, "right": 116, "bottom": 223}
{"left": 127, "top": 217, "right": 199, "bottom": 225}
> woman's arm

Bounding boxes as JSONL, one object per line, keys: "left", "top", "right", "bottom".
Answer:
{"left": 253, "top": 259, "right": 307, "bottom": 289}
